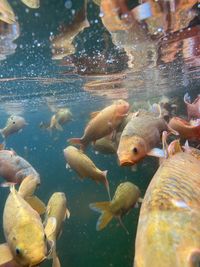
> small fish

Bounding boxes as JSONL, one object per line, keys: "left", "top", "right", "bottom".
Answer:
{"left": 134, "top": 137, "right": 200, "bottom": 267}
{"left": 49, "top": 108, "right": 72, "bottom": 131}
{"left": 0, "top": 115, "right": 28, "bottom": 139}
{"left": 0, "top": 149, "right": 40, "bottom": 187}
{"left": 0, "top": 185, "right": 55, "bottom": 266}
{"left": 92, "top": 135, "right": 117, "bottom": 154}
{"left": 68, "top": 99, "right": 130, "bottom": 150}
{"left": 184, "top": 93, "right": 200, "bottom": 119}
{"left": 89, "top": 181, "right": 142, "bottom": 233}
{"left": 0, "top": 0, "right": 15, "bottom": 24}
{"left": 44, "top": 192, "right": 70, "bottom": 267}
{"left": 63, "top": 145, "right": 111, "bottom": 200}
{"left": 20, "top": 0, "right": 40, "bottom": 8}
{"left": 117, "top": 109, "right": 168, "bottom": 166}
{"left": 168, "top": 116, "right": 200, "bottom": 141}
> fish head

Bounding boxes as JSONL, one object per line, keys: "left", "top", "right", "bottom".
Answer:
{"left": 115, "top": 99, "right": 130, "bottom": 115}
{"left": 10, "top": 224, "right": 48, "bottom": 267}
{"left": 117, "top": 136, "right": 147, "bottom": 166}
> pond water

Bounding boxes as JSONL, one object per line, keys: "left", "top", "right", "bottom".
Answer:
{"left": 0, "top": 1, "right": 199, "bottom": 267}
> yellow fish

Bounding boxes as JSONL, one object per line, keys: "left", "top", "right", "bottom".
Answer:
{"left": 90, "top": 181, "right": 141, "bottom": 233}
{"left": 63, "top": 145, "right": 111, "bottom": 200}
{"left": 44, "top": 192, "right": 70, "bottom": 267}
{"left": 0, "top": 185, "right": 54, "bottom": 266}
{"left": 134, "top": 139, "right": 200, "bottom": 267}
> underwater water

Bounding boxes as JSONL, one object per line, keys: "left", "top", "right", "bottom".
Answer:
{"left": 0, "top": 1, "right": 200, "bottom": 267}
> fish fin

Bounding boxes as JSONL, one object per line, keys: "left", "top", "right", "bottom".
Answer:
{"left": 0, "top": 182, "right": 17, "bottom": 187}
{"left": 25, "top": 196, "right": 46, "bottom": 215}
{"left": 65, "top": 208, "right": 70, "bottom": 219}
{"left": 132, "top": 2, "right": 152, "bottom": 21}
{"left": 183, "top": 92, "right": 191, "bottom": 104}
{"left": 20, "top": 0, "right": 40, "bottom": 8}
{"left": 89, "top": 201, "right": 113, "bottom": 231}
{"left": 93, "top": 0, "right": 101, "bottom": 6}
{"left": 0, "top": 129, "right": 5, "bottom": 139}
{"left": 90, "top": 111, "right": 100, "bottom": 119}
{"left": 167, "top": 125, "right": 179, "bottom": 136}
{"left": 52, "top": 250, "right": 61, "bottom": 267}
{"left": 150, "top": 103, "right": 162, "bottom": 117}
{"left": 147, "top": 148, "right": 165, "bottom": 158}
{"left": 134, "top": 202, "right": 139, "bottom": 208}
{"left": 67, "top": 138, "right": 86, "bottom": 150}
{"left": 45, "top": 217, "right": 57, "bottom": 239}
{"left": 10, "top": 184, "right": 16, "bottom": 194}
{"left": 55, "top": 122, "right": 63, "bottom": 131}
{"left": 0, "top": 243, "right": 13, "bottom": 265}
{"left": 0, "top": 142, "right": 5, "bottom": 150}
{"left": 102, "top": 170, "right": 111, "bottom": 201}
{"left": 117, "top": 216, "right": 129, "bottom": 235}
{"left": 131, "top": 165, "right": 137, "bottom": 172}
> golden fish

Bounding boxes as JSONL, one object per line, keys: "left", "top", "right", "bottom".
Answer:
{"left": 0, "top": 185, "right": 54, "bottom": 266}
{"left": 20, "top": 0, "right": 40, "bottom": 8}
{"left": 92, "top": 135, "right": 117, "bottom": 154}
{"left": 63, "top": 145, "right": 111, "bottom": 200}
{"left": 68, "top": 99, "right": 129, "bottom": 150}
{"left": 117, "top": 110, "right": 168, "bottom": 166}
{"left": 134, "top": 140, "right": 200, "bottom": 267}
{"left": 49, "top": 108, "right": 72, "bottom": 131}
{"left": 90, "top": 181, "right": 141, "bottom": 232}
{"left": 44, "top": 192, "right": 70, "bottom": 267}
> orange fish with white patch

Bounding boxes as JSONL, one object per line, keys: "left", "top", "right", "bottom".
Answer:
{"left": 68, "top": 99, "right": 129, "bottom": 150}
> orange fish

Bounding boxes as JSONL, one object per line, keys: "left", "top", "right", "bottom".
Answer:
{"left": 168, "top": 116, "right": 200, "bottom": 141}
{"left": 68, "top": 99, "right": 129, "bottom": 150}
{"left": 184, "top": 93, "right": 200, "bottom": 119}
{"left": 117, "top": 110, "right": 168, "bottom": 166}
{"left": 134, "top": 140, "right": 200, "bottom": 267}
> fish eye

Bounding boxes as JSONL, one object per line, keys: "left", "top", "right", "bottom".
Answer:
{"left": 15, "top": 247, "right": 21, "bottom": 255}
{"left": 12, "top": 121, "right": 15, "bottom": 124}
{"left": 132, "top": 147, "right": 138, "bottom": 154}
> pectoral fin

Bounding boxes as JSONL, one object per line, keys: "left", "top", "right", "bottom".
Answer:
{"left": 0, "top": 243, "right": 13, "bottom": 265}
{"left": 52, "top": 250, "right": 61, "bottom": 267}
{"left": 147, "top": 148, "right": 165, "bottom": 158}
{"left": 90, "top": 111, "right": 100, "bottom": 119}
{"left": 25, "top": 196, "right": 46, "bottom": 215}
{"left": 55, "top": 122, "right": 63, "bottom": 131}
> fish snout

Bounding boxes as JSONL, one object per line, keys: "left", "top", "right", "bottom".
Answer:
{"left": 118, "top": 157, "right": 135, "bottom": 166}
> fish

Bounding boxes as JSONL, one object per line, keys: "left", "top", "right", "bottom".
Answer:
{"left": 168, "top": 116, "right": 200, "bottom": 141}
{"left": 184, "top": 93, "right": 200, "bottom": 119}
{"left": 18, "top": 175, "right": 46, "bottom": 215}
{"left": 68, "top": 99, "right": 130, "bottom": 150}
{"left": 92, "top": 135, "right": 117, "bottom": 154}
{"left": 0, "top": 0, "right": 15, "bottom": 24}
{"left": 51, "top": 0, "right": 89, "bottom": 60}
{"left": 44, "top": 192, "right": 70, "bottom": 267}
{"left": 134, "top": 138, "right": 200, "bottom": 267}
{"left": 0, "top": 149, "right": 40, "bottom": 187}
{"left": 20, "top": 0, "right": 40, "bottom": 8}
{"left": 49, "top": 108, "right": 72, "bottom": 131}
{"left": 0, "top": 115, "right": 28, "bottom": 139}
{"left": 89, "top": 181, "right": 142, "bottom": 233}
{"left": 117, "top": 109, "right": 168, "bottom": 166}
{"left": 0, "top": 185, "right": 55, "bottom": 266}
{"left": 63, "top": 145, "right": 111, "bottom": 200}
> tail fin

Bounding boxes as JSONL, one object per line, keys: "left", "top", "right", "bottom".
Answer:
{"left": 89, "top": 201, "right": 113, "bottom": 231}
{"left": 102, "top": 171, "right": 111, "bottom": 201}
{"left": 67, "top": 138, "right": 86, "bottom": 150}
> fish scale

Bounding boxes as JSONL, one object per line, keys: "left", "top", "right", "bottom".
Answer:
{"left": 134, "top": 151, "right": 200, "bottom": 267}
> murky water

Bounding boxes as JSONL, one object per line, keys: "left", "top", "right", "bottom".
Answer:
{"left": 0, "top": 1, "right": 199, "bottom": 267}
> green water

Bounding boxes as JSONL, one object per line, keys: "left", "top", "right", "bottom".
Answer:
{"left": 0, "top": 1, "right": 200, "bottom": 267}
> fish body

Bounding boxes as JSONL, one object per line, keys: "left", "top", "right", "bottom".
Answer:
{"left": 134, "top": 151, "right": 200, "bottom": 267}
{"left": 68, "top": 99, "right": 129, "bottom": 149}
{"left": 3, "top": 186, "right": 48, "bottom": 266}
{"left": 92, "top": 136, "right": 117, "bottom": 154}
{"left": 184, "top": 93, "right": 200, "bottom": 119}
{"left": 63, "top": 146, "right": 110, "bottom": 199}
{"left": 90, "top": 181, "right": 141, "bottom": 230}
{"left": 0, "top": 0, "right": 15, "bottom": 24}
{"left": 168, "top": 116, "right": 200, "bottom": 141}
{"left": 117, "top": 110, "right": 168, "bottom": 166}
{"left": 49, "top": 108, "right": 72, "bottom": 131}
{"left": 1, "top": 115, "right": 27, "bottom": 139}
{"left": 0, "top": 150, "right": 40, "bottom": 186}
{"left": 44, "top": 192, "right": 70, "bottom": 267}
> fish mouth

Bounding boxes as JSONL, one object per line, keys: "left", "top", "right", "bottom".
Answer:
{"left": 118, "top": 158, "right": 135, "bottom": 166}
